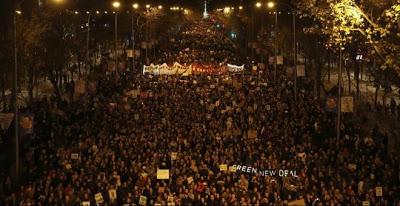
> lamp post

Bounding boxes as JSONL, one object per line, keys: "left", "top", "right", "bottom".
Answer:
{"left": 268, "top": 1, "right": 296, "bottom": 97}
{"left": 132, "top": 3, "right": 139, "bottom": 72}
{"left": 112, "top": 1, "right": 120, "bottom": 71}
{"left": 13, "top": 10, "right": 20, "bottom": 183}
{"left": 86, "top": 11, "right": 91, "bottom": 74}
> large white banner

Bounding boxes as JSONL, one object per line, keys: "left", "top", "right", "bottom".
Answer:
{"left": 227, "top": 64, "right": 244, "bottom": 72}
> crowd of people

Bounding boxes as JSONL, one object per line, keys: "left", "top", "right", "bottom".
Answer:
{"left": 0, "top": 17, "right": 400, "bottom": 206}
{"left": 155, "top": 18, "right": 242, "bottom": 66}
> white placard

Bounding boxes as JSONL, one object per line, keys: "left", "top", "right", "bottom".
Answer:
{"left": 157, "top": 169, "right": 170, "bottom": 179}
{"left": 139, "top": 195, "right": 147, "bottom": 205}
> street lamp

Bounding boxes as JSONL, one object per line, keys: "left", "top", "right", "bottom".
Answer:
{"left": 256, "top": 2, "right": 262, "bottom": 8}
{"left": 267, "top": 1, "right": 296, "bottom": 93}
{"left": 131, "top": 3, "right": 139, "bottom": 72}
{"left": 239, "top": 6, "right": 243, "bottom": 10}
{"left": 146, "top": 4, "right": 150, "bottom": 9}
{"left": 112, "top": 1, "right": 120, "bottom": 70}
{"left": 158, "top": 5, "right": 163, "bottom": 10}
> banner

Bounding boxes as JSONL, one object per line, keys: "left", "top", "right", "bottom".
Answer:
{"left": 0, "top": 113, "right": 14, "bottom": 130}
{"left": 341, "top": 96, "right": 354, "bottom": 113}
{"left": 227, "top": 64, "right": 244, "bottom": 72}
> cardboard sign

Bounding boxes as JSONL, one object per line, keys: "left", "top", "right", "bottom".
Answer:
{"left": 81, "top": 201, "right": 90, "bottom": 206}
{"left": 157, "top": 169, "right": 170, "bottom": 179}
{"left": 219, "top": 164, "right": 228, "bottom": 171}
{"left": 187, "top": 176, "right": 194, "bottom": 184}
{"left": 65, "top": 163, "right": 72, "bottom": 170}
{"left": 375, "top": 187, "right": 383, "bottom": 197}
{"left": 75, "top": 80, "right": 86, "bottom": 95}
{"left": 139, "top": 195, "right": 147, "bottom": 205}
{"left": 248, "top": 130, "right": 257, "bottom": 139}
{"left": 167, "top": 196, "right": 174, "bottom": 202}
{"left": 95, "top": 193, "right": 104, "bottom": 204}
{"left": 229, "top": 166, "right": 237, "bottom": 172}
{"left": 277, "top": 56, "right": 284, "bottom": 65}
{"left": 288, "top": 199, "right": 305, "bottom": 206}
{"left": 0, "top": 113, "right": 14, "bottom": 130}
{"left": 71, "top": 153, "right": 79, "bottom": 160}
{"left": 109, "top": 189, "right": 117, "bottom": 200}
{"left": 266, "top": 105, "right": 271, "bottom": 111}
{"left": 171, "top": 152, "right": 178, "bottom": 161}
{"left": 134, "top": 114, "right": 139, "bottom": 120}
{"left": 296, "top": 65, "right": 305, "bottom": 77}
{"left": 341, "top": 96, "right": 354, "bottom": 113}
{"left": 252, "top": 65, "right": 257, "bottom": 71}
{"left": 362, "top": 201, "right": 370, "bottom": 206}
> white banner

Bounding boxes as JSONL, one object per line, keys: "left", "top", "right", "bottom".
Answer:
{"left": 227, "top": 64, "right": 244, "bottom": 72}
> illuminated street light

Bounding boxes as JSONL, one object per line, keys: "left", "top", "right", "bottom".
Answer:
{"left": 267, "top": 2, "right": 275, "bottom": 9}
{"left": 223, "top": 7, "right": 231, "bottom": 14}
{"left": 52, "top": 0, "right": 64, "bottom": 3}
{"left": 15, "top": 10, "right": 22, "bottom": 14}
{"left": 112, "top": 1, "right": 120, "bottom": 9}
{"left": 132, "top": 3, "right": 139, "bottom": 9}
{"left": 96, "top": 10, "right": 100, "bottom": 14}
{"left": 146, "top": 4, "right": 150, "bottom": 9}
{"left": 75, "top": 11, "right": 79, "bottom": 14}
{"left": 256, "top": 2, "right": 262, "bottom": 8}
{"left": 239, "top": 6, "right": 243, "bottom": 10}
{"left": 158, "top": 5, "right": 163, "bottom": 9}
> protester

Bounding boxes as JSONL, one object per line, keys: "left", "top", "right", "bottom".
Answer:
{"left": 2, "top": 18, "right": 400, "bottom": 206}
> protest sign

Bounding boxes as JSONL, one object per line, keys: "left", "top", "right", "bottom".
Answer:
{"left": 109, "top": 189, "right": 117, "bottom": 200}
{"left": 75, "top": 80, "right": 86, "bottom": 95}
{"left": 157, "top": 169, "right": 170, "bottom": 179}
{"left": 362, "top": 201, "right": 370, "bottom": 206}
{"left": 139, "top": 195, "right": 147, "bottom": 205}
{"left": 277, "top": 56, "right": 284, "bottom": 65}
{"left": 0, "top": 113, "right": 14, "bottom": 130}
{"left": 71, "top": 153, "right": 79, "bottom": 160}
{"left": 219, "top": 164, "right": 228, "bottom": 171}
{"left": 187, "top": 176, "right": 194, "bottom": 184}
{"left": 171, "top": 152, "right": 178, "bottom": 161}
{"left": 341, "top": 96, "right": 354, "bottom": 113}
{"left": 296, "top": 65, "right": 305, "bottom": 77}
{"left": 81, "top": 201, "right": 90, "bottom": 206}
{"left": 375, "top": 187, "right": 383, "bottom": 197}
{"left": 95, "top": 193, "right": 104, "bottom": 204}
{"left": 248, "top": 130, "right": 257, "bottom": 139}
{"left": 229, "top": 166, "right": 237, "bottom": 172}
{"left": 288, "top": 199, "right": 305, "bottom": 206}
